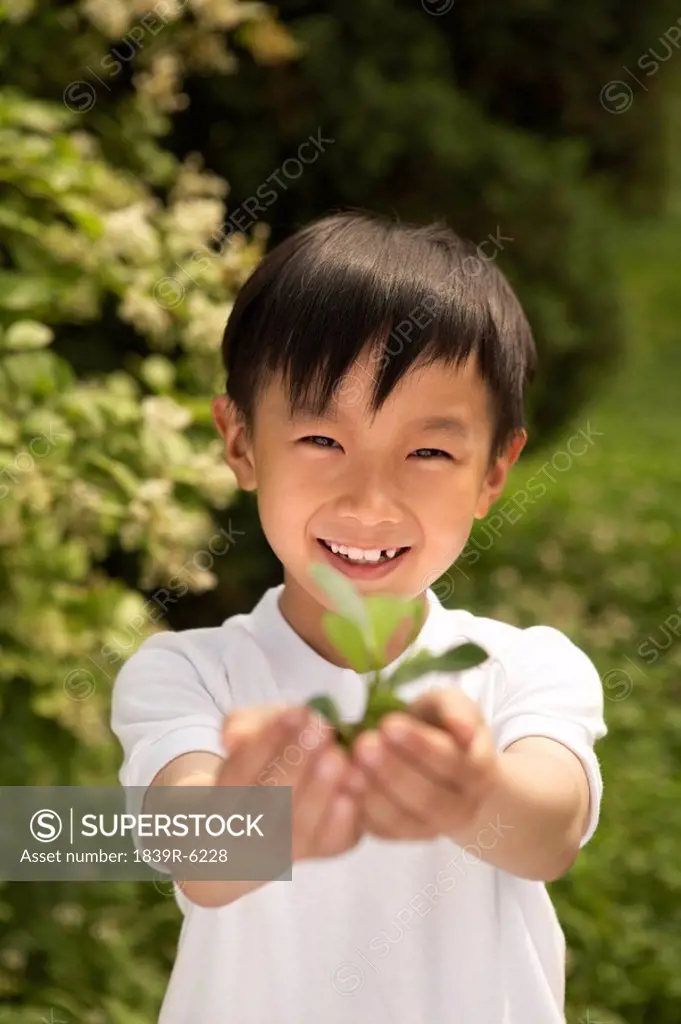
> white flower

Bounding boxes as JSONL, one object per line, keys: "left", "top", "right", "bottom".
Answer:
{"left": 6, "top": 0, "right": 36, "bottom": 23}
{"left": 166, "top": 198, "right": 226, "bottom": 255}
{"left": 134, "top": 0, "right": 187, "bottom": 21}
{"left": 120, "top": 287, "right": 172, "bottom": 339}
{"left": 141, "top": 396, "right": 192, "bottom": 432}
{"left": 0, "top": 505, "right": 24, "bottom": 546}
{"left": 65, "top": 479, "right": 108, "bottom": 539}
{"left": 0, "top": 948, "right": 27, "bottom": 971}
{"left": 82, "top": 0, "right": 132, "bottom": 38}
{"left": 170, "top": 562, "right": 217, "bottom": 592}
{"left": 182, "top": 294, "right": 232, "bottom": 353}
{"left": 68, "top": 479, "right": 104, "bottom": 512}
{"left": 14, "top": 469, "right": 52, "bottom": 513}
{"left": 136, "top": 478, "right": 174, "bottom": 504}
{"left": 43, "top": 224, "right": 94, "bottom": 266}
{"left": 52, "top": 902, "right": 86, "bottom": 928}
{"left": 192, "top": 447, "right": 238, "bottom": 505}
{"left": 171, "top": 154, "right": 230, "bottom": 202}
{"left": 70, "top": 133, "right": 100, "bottom": 160}
{"left": 112, "top": 591, "right": 148, "bottom": 630}
{"left": 156, "top": 508, "right": 212, "bottom": 548}
{"left": 34, "top": 608, "right": 74, "bottom": 658}
{"left": 126, "top": 489, "right": 184, "bottom": 545}
{"left": 188, "top": 0, "right": 264, "bottom": 30}
{"left": 185, "top": 33, "right": 236, "bottom": 74}
{"left": 134, "top": 52, "right": 185, "bottom": 114}
{"left": 101, "top": 201, "right": 161, "bottom": 263}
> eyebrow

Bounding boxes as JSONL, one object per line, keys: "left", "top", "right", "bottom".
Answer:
{"left": 413, "top": 415, "right": 471, "bottom": 438}
{"left": 290, "top": 401, "right": 340, "bottom": 422}
{"left": 291, "top": 405, "right": 470, "bottom": 438}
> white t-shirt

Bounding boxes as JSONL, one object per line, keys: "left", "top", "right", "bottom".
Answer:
{"left": 111, "top": 583, "right": 607, "bottom": 1024}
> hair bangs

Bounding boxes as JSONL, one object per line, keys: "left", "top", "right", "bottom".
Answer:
{"left": 221, "top": 211, "right": 536, "bottom": 453}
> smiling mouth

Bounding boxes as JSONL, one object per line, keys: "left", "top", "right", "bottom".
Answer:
{"left": 317, "top": 538, "right": 411, "bottom": 565}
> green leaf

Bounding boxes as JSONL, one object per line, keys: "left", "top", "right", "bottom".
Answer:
{"left": 365, "top": 593, "right": 418, "bottom": 663}
{"left": 0, "top": 272, "right": 55, "bottom": 311}
{"left": 322, "top": 611, "right": 374, "bottom": 672}
{"left": 87, "top": 453, "right": 140, "bottom": 498}
{"left": 306, "top": 695, "right": 343, "bottom": 730}
{"left": 384, "top": 642, "right": 488, "bottom": 689}
{"left": 306, "top": 696, "right": 359, "bottom": 748}
{"left": 140, "top": 355, "right": 176, "bottom": 393}
{"left": 362, "top": 690, "right": 409, "bottom": 731}
{"left": 2, "top": 319, "right": 53, "bottom": 350}
{"left": 308, "top": 561, "right": 371, "bottom": 637}
{"left": 1, "top": 350, "right": 63, "bottom": 394}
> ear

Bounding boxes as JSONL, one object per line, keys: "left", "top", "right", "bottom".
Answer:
{"left": 211, "top": 395, "right": 257, "bottom": 492}
{"left": 474, "top": 429, "right": 527, "bottom": 519}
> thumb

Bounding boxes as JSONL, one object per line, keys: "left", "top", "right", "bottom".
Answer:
{"left": 222, "top": 702, "right": 289, "bottom": 749}
{"left": 410, "top": 689, "right": 478, "bottom": 750}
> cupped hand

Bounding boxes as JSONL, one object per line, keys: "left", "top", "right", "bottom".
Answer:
{"left": 221, "top": 704, "right": 367, "bottom": 861}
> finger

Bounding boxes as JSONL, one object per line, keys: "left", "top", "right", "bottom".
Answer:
{"left": 271, "top": 709, "right": 337, "bottom": 791}
{"left": 360, "top": 757, "right": 475, "bottom": 839}
{"left": 293, "top": 746, "right": 347, "bottom": 858}
{"left": 409, "top": 689, "right": 482, "bottom": 750}
{"left": 361, "top": 776, "right": 436, "bottom": 841}
{"left": 457, "top": 722, "right": 499, "bottom": 798}
{"left": 341, "top": 762, "right": 368, "bottom": 797}
{"left": 377, "top": 712, "right": 466, "bottom": 789}
{"left": 381, "top": 711, "right": 498, "bottom": 805}
{"left": 225, "top": 705, "right": 335, "bottom": 787}
{"left": 218, "top": 706, "right": 308, "bottom": 786}
{"left": 222, "top": 702, "right": 290, "bottom": 749}
{"left": 311, "top": 793, "right": 361, "bottom": 857}
{"left": 354, "top": 730, "right": 457, "bottom": 824}
{"left": 224, "top": 704, "right": 334, "bottom": 759}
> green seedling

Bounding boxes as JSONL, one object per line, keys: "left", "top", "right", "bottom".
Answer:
{"left": 306, "top": 562, "right": 489, "bottom": 749}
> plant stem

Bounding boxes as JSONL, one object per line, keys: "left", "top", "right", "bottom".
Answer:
{"left": 368, "top": 668, "right": 382, "bottom": 699}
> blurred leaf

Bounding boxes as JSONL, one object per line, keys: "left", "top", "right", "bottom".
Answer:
{"left": 308, "top": 561, "right": 371, "bottom": 639}
{"left": 365, "top": 593, "right": 418, "bottom": 665}
{"left": 321, "top": 611, "right": 373, "bottom": 672}
{"left": 0, "top": 272, "right": 55, "bottom": 311}
{"left": 385, "top": 642, "right": 488, "bottom": 689}
{"left": 306, "top": 695, "right": 342, "bottom": 729}
{"left": 361, "top": 690, "right": 409, "bottom": 730}
{"left": 1, "top": 319, "right": 52, "bottom": 350}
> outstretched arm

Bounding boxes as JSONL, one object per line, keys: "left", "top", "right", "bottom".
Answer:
{"left": 352, "top": 690, "right": 591, "bottom": 882}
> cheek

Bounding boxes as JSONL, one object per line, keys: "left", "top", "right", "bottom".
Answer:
{"left": 428, "top": 516, "right": 475, "bottom": 561}
{"left": 423, "top": 466, "right": 483, "bottom": 519}
{"left": 257, "top": 497, "right": 299, "bottom": 567}
{"left": 254, "top": 456, "right": 316, "bottom": 554}
{"left": 418, "top": 469, "right": 483, "bottom": 547}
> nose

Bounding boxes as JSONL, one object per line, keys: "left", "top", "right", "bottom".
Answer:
{"left": 334, "top": 460, "right": 403, "bottom": 528}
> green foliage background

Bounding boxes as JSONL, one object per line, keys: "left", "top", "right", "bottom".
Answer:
{"left": 1, "top": 1, "right": 680, "bottom": 1021}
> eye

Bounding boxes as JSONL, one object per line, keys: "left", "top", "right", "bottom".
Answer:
{"left": 300, "top": 435, "right": 342, "bottom": 450}
{"left": 410, "top": 448, "right": 453, "bottom": 460}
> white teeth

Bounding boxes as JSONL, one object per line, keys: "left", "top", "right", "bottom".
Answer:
{"left": 325, "top": 541, "right": 402, "bottom": 563}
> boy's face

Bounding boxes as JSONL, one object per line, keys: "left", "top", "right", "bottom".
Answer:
{"left": 213, "top": 347, "right": 525, "bottom": 658}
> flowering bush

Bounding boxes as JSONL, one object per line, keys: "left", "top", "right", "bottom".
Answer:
{"left": 0, "top": 3, "right": 295, "bottom": 1019}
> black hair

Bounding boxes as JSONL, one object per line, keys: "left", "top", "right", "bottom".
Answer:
{"left": 220, "top": 210, "right": 536, "bottom": 458}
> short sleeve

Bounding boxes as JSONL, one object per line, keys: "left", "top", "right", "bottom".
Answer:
{"left": 110, "top": 632, "right": 228, "bottom": 793}
{"left": 490, "top": 626, "right": 607, "bottom": 848}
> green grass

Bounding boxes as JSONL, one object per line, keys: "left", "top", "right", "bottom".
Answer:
{"left": 450, "top": 210, "right": 681, "bottom": 1023}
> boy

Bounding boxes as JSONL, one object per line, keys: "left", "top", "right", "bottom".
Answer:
{"left": 111, "top": 210, "right": 607, "bottom": 1023}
